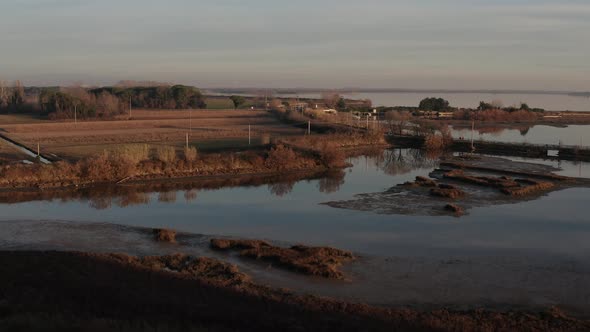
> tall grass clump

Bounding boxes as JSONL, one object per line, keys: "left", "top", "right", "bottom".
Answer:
{"left": 155, "top": 146, "right": 177, "bottom": 164}
{"left": 184, "top": 146, "right": 198, "bottom": 162}
{"left": 112, "top": 144, "right": 150, "bottom": 164}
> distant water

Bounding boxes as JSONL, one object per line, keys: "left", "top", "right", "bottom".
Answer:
{"left": 276, "top": 92, "right": 590, "bottom": 111}
{"left": 451, "top": 124, "right": 590, "bottom": 147}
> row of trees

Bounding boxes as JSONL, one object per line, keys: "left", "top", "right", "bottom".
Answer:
{"left": 39, "top": 87, "right": 124, "bottom": 120}
{"left": 90, "top": 85, "right": 206, "bottom": 110}
{"left": 3, "top": 83, "right": 207, "bottom": 119}
{"left": 0, "top": 80, "right": 26, "bottom": 111}
{"left": 417, "top": 97, "right": 545, "bottom": 113}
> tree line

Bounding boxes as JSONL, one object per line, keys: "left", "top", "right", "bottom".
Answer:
{"left": 1, "top": 83, "right": 206, "bottom": 120}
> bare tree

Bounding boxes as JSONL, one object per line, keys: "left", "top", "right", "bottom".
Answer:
{"left": 12, "top": 80, "right": 25, "bottom": 108}
{"left": 321, "top": 92, "right": 341, "bottom": 109}
{"left": 385, "top": 110, "right": 411, "bottom": 135}
{"left": 0, "top": 80, "right": 8, "bottom": 108}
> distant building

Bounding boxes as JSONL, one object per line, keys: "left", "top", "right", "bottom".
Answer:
{"left": 437, "top": 112, "right": 454, "bottom": 119}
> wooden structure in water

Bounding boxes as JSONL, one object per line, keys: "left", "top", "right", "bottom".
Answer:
{"left": 388, "top": 134, "right": 590, "bottom": 162}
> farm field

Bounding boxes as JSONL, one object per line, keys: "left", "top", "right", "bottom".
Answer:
{"left": 0, "top": 110, "right": 305, "bottom": 161}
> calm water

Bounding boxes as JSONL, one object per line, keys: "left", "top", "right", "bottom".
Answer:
{"left": 1, "top": 149, "right": 589, "bottom": 259}
{"left": 278, "top": 92, "right": 590, "bottom": 111}
{"left": 451, "top": 124, "right": 590, "bottom": 147}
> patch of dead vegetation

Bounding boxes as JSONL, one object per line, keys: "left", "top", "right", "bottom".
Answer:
{"left": 501, "top": 179, "right": 555, "bottom": 196}
{"left": 430, "top": 183, "right": 466, "bottom": 199}
{"left": 445, "top": 203, "right": 464, "bottom": 216}
{"left": 401, "top": 176, "right": 437, "bottom": 188}
{"left": 211, "top": 238, "right": 354, "bottom": 279}
{"left": 444, "top": 169, "right": 555, "bottom": 197}
{"left": 152, "top": 228, "right": 176, "bottom": 243}
{"left": 137, "top": 253, "right": 250, "bottom": 286}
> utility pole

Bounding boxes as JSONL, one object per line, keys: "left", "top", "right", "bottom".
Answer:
{"left": 470, "top": 119, "right": 475, "bottom": 153}
{"left": 366, "top": 114, "right": 369, "bottom": 129}
{"left": 186, "top": 133, "right": 189, "bottom": 149}
{"left": 308, "top": 121, "right": 311, "bottom": 135}
{"left": 37, "top": 140, "right": 40, "bottom": 158}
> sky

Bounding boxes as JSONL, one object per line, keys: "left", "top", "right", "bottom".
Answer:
{"left": 0, "top": 0, "right": 589, "bottom": 90}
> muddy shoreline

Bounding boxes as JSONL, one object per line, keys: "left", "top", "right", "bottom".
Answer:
{"left": 2, "top": 250, "right": 588, "bottom": 332}
{"left": 324, "top": 155, "right": 590, "bottom": 217}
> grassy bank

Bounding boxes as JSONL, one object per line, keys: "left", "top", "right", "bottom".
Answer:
{"left": 0, "top": 142, "right": 350, "bottom": 190}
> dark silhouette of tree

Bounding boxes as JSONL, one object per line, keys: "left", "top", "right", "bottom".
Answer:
{"left": 419, "top": 97, "right": 450, "bottom": 112}
{"left": 229, "top": 95, "right": 246, "bottom": 109}
{"left": 336, "top": 98, "right": 346, "bottom": 111}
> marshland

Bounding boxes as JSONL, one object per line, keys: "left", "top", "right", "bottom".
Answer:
{"left": 2, "top": 81, "right": 590, "bottom": 331}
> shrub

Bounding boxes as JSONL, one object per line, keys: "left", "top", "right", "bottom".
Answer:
{"left": 265, "top": 145, "right": 299, "bottom": 170}
{"left": 112, "top": 144, "right": 150, "bottom": 165}
{"left": 155, "top": 146, "right": 177, "bottom": 164}
{"left": 318, "top": 142, "right": 346, "bottom": 168}
{"left": 81, "top": 151, "right": 114, "bottom": 181}
{"left": 153, "top": 228, "right": 176, "bottom": 243}
{"left": 424, "top": 134, "right": 446, "bottom": 151}
{"left": 184, "top": 146, "right": 198, "bottom": 162}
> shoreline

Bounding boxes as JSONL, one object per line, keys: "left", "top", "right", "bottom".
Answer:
{"left": 1, "top": 249, "right": 588, "bottom": 331}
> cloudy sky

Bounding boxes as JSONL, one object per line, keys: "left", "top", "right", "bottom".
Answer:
{"left": 0, "top": 0, "right": 589, "bottom": 90}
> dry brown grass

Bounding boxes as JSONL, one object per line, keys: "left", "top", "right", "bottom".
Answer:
{"left": 445, "top": 203, "right": 465, "bottom": 216}
{"left": 152, "top": 229, "right": 177, "bottom": 243}
{"left": 210, "top": 238, "right": 355, "bottom": 279}
{"left": 429, "top": 184, "right": 466, "bottom": 199}
{"left": 0, "top": 110, "right": 303, "bottom": 161}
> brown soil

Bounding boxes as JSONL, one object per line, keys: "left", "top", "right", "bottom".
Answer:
{"left": 211, "top": 238, "right": 354, "bottom": 279}
{"left": 153, "top": 228, "right": 177, "bottom": 243}
{"left": 1, "top": 251, "right": 588, "bottom": 332}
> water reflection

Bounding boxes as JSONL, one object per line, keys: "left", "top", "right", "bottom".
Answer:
{"left": 373, "top": 149, "right": 439, "bottom": 176}
{"left": 0, "top": 149, "right": 439, "bottom": 209}
{"left": 451, "top": 124, "right": 590, "bottom": 146}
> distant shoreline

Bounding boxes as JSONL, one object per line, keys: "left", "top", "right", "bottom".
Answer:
{"left": 207, "top": 88, "right": 590, "bottom": 97}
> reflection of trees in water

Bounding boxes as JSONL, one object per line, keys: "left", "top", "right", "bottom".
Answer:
{"left": 0, "top": 168, "right": 329, "bottom": 208}
{"left": 268, "top": 181, "right": 295, "bottom": 197}
{"left": 184, "top": 189, "right": 198, "bottom": 202}
{"left": 375, "top": 149, "right": 439, "bottom": 176}
{"left": 117, "top": 192, "right": 150, "bottom": 208}
{"left": 89, "top": 196, "right": 112, "bottom": 210}
{"left": 455, "top": 125, "right": 534, "bottom": 138}
{"left": 158, "top": 191, "right": 177, "bottom": 203}
{"left": 317, "top": 170, "right": 346, "bottom": 194}
{"left": 519, "top": 127, "right": 531, "bottom": 136}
